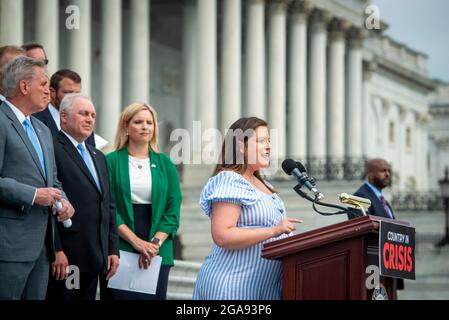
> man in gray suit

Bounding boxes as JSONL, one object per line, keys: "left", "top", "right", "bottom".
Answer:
{"left": 0, "top": 56, "right": 74, "bottom": 299}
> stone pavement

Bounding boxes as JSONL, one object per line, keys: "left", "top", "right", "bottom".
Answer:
{"left": 396, "top": 211, "right": 449, "bottom": 300}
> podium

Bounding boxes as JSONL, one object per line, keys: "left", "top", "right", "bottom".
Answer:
{"left": 262, "top": 215, "right": 409, "bottom": 300}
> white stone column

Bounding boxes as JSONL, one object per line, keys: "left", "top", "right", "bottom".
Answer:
{"left": 245, "top": 0, "right": 266, "bottom": 118}
{"left": 35, "top": 0, "right": 58, "bottom": 74}
{"left": 99, "top": 0, "right": 122, "bottom": 145}
{"left": 221, "top": 0, "right": 241, "bottom": 131}
{"left": 416, "top": 114, "right": 430, "bottom": 189}
{"left": 127, "top": 0, "right": 150, "bottom": 103}
{"left": 0, "top": 0, "right": 23, "bottom": 45}
{"left": 420, "top": 118, "right": 429, "bottom": 189}
{"left": 397, "top": 107, "right": 407, "bottom": 190}
{"left": 183, "top": 0, "right": 197, "bottom": 133}
{"left": 268, "top": 0, "right": 287, "bottom": 160}
{"left": 362, "top": 61, "right": 376, "bottom": 157}
{"left": 197, "top": 0, "right": 217, "bottom": 132}
{"left": 346, "top": 27, "right": 364, "bottom": 158}
{"left": 67, "top": 0, "right": 91, "bottom": 96}
{"left": 327, "top": 19, "right": 347, "bottom": 159}
{"left": 308, "top": 9, "right": 329, "bottom": 158}
{"left": 288, "top": 1, "right": 309, "bottom": 159}
{"left": 380, "top": 99, "right": 390, "bottom": 159}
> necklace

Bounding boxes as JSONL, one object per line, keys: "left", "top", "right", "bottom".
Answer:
{"left": 130, "top": 155, "right": 148, "bottom": 170}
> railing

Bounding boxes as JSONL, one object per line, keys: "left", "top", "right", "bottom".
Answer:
{"left": 392, "top": 192, "right": 444, "bottom": 211}
{"left": 299, "top": 157, "right": 368, "bottom": 181}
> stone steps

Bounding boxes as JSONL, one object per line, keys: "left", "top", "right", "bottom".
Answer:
{"left": 167, "top": 259, "right": 201, "bottom": 300}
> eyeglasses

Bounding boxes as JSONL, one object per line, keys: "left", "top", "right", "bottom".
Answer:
{"left": 44, "top": 59, "right": 49, "bottom": 65}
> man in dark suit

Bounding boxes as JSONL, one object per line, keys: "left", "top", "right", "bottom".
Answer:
{"left": 347, "top": 158, "right": 395, "bottom": 220}
{"left": 348, "top": 158, "right": 404, "bottom": 290}
{"left": 33, "top": 69, "right": 96, "bottom": 147}
{"left": 47, "top": 93, "right": 119, "bottom": 300}
{"left": 0, "top": 56, "right": 74, "bottom": 299}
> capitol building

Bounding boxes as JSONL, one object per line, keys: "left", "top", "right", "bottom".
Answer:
{"left": 1, "top": 0, "right": 447, "bottom": 191}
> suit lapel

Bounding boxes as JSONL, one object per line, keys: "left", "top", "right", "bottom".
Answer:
{"left": 86, "top": 143, "right": 104, "bottom": 195}
{"left": 363, "top": 184, "right": 390, "bottom": 218}
{"left": 57, "top": 132, "right": 102, "bottom": 194}
{"left": 43, "top": 108, "right": 59, "bottom": 135}
{"left": 1, "top": 106, "right": 46, "bottom": 181}
{"left": 149, "top": 150, "right": 161, "bottom": 225}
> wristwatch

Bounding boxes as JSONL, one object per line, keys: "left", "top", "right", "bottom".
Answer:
{"left": 150, "top": 237, "right": 161, "bottom": 246}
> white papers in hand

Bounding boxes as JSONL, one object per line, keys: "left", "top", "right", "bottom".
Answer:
{"left": 107, "top": 250, "right": 162, "bottom": 295}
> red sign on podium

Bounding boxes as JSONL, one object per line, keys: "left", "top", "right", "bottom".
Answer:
{"left": 379, "top": 221, "right": 416, "bottom": 280}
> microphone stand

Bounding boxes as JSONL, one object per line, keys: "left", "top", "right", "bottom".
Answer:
{"left": 293, "top": 184, "right": 349, "bottom": 216}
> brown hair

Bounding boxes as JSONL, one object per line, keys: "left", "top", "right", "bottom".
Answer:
{"left": 213, "top": 117, "right": 275, "bottom": 193}
{"left": 50, "top": 69, "right": 81, "bottom": 91}
{"left": 0, "top": 46, "right": 26, "bottom": 66}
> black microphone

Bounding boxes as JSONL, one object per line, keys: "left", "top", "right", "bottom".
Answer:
{"left": 281, "top": 159, "right": 324, "bottom": 200}
{"left": 295, "top": 161, "right": 317, "bottom": 186}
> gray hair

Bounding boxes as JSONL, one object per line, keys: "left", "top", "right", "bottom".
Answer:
{"left": 60, "top": 93, "right": 93, "bottom": 114}
{"left": 2, "top": 56, "right": 46, "bottom": 97}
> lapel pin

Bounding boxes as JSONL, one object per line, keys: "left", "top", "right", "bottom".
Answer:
{"left": 151, "top": 164, "right": 156, "bottom": 168}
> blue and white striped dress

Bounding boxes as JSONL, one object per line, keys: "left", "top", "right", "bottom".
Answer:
{"left": 192, "top": 170, "right": 290, "bottom": 300}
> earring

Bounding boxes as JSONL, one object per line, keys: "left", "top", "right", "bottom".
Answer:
{"left": 125, "top": 130, "right": 128, "bottom": 136}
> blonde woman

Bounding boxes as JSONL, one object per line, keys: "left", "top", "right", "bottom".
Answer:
{"left": 106, "top": 103, "right": 182, "bottom": 300}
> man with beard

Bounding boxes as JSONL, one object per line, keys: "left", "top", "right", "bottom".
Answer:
{"left": 347, "top": 158, "right": 404, "bottom": 290}
{"left": 347, "top": 158, "right": 395, "bottom": 220}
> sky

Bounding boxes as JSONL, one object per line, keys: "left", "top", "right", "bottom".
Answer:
{"left": 372, "top": 0, "right": 449, "bottom": 82}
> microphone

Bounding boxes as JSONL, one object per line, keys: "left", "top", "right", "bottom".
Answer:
{"left": 55, "top": 201, "right": 72, "bottom": 228}
{"left": 296, "top": 161, "right": 317, "bottom": 186}
{"left": 339, "top": 193, "right": 371, "bottom": 214}
{"left": 282, "top": 159, "right": 324, "bottom": 200}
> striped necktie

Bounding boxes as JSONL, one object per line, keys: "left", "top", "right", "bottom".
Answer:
{"left": 380, "top": 195, "right": 394, "bottom": 219}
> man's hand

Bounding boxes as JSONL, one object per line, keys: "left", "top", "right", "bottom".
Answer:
{"left": 106, "top": 255, "right": 120, "bottom": 280}
{"left": 55, "top": 198, "right": 75, "bottom": 222}
{"left": 35, "top": 188, "right": 61, "bottom": 206}
{"left": 52, "top": 251, "right": 69, "bottom": 281}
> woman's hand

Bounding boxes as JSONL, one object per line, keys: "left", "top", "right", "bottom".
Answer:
{"left": 139, "top": 253, "right": 152, "bottom": 269}
{"left": 131, "top": 237, "right": 157, "bottom": 262}
{"left": 132, "top": 237, "right": 155, "bottom": 260}
{"left": 272, "top": 218, "right": 303, "bottom": 237}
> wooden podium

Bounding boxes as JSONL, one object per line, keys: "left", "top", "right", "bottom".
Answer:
{"left": 262, "top": 215, "right": 406, "bottom": 300}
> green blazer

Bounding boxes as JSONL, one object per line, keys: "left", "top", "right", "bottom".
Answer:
{"left": 106, "top": 147, "right": 182, "bottom": 266}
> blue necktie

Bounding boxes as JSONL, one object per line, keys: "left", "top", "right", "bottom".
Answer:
{"left": 23, "top": 118, "right": 46, "bottom": 177}
{"left": 77, "top": 144, "right": 101, "bottom": 192}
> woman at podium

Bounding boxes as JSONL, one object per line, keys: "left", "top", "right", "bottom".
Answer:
{"left": 193, "top": 117, "right": 302, "bottom": 300}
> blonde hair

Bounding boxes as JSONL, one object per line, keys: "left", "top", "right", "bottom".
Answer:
{"left": 114, "top": 102, "right": 159, "bottom": 152}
